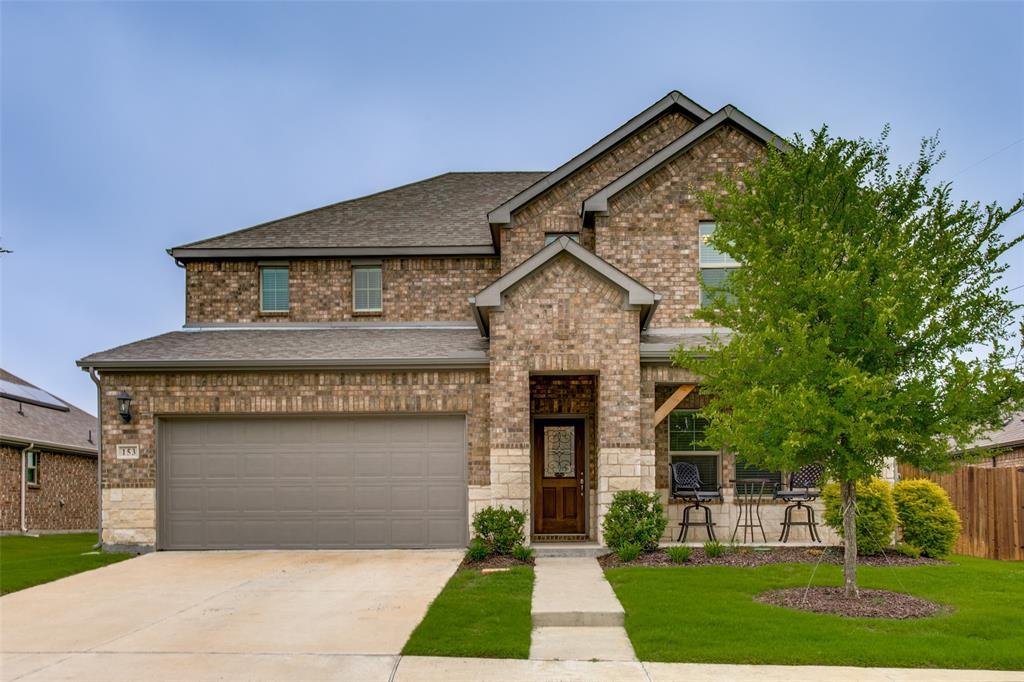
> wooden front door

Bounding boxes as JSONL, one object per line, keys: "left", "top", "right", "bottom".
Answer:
{"left": 533, "top": 418, "right": 586, "bottom": 534}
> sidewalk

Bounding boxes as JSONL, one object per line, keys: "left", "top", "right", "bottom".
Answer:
{"left": 394, "top": 657, "right": 1024, "bottom": 681}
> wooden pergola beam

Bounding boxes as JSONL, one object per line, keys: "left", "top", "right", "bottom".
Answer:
{"left": 654, "top": 384, "right": 696, "bottom": 426}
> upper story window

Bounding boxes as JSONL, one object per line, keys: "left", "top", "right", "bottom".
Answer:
{"left": 353, "top": 265, "right": 383, "bottom": 313}
{"left": 545, "top": 232, "right": 580, "bottom": 246}
{"left": 25, "top": 451, "right": 39, "bottom": 486}
{"left": 260, "top": 266, "right": 289, "bottom": 313}
{"left": 699, "top": 222, "right": 740, "bottom": 308}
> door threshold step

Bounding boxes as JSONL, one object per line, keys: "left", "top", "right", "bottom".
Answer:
{"left": 532, "top": 543, "right": 606, "bottom": 558}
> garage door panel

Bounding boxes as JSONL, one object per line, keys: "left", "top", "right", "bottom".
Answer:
{"left": 160, "top": 416, "right": 467, "bottom": 549}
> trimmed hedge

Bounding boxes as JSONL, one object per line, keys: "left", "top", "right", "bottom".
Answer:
{"left": 822, "top": 478, "right": 896, "bottom": 556}
{"left": 471, "top": 506, "right": 526, "bottom": 555}
{"left": 894, "top": 478, "right": 961, "bottom": 558}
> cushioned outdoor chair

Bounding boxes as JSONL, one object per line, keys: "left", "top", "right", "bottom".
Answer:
{"left": 670, "top": 461, "right": 723, "bottom": 542}
{"left": 773, "top": 463, "right": 825, "bottom": 542}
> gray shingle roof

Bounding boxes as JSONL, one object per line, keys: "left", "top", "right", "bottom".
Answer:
{"left": 639, "top": 328, "right": 732, "bottom": 361}
{"left": 78, "top": 327, "right": 489, "bottom": 369}
{"left": 965, "top": 412, "right": 1024, "bottom": 450}
{"left": 170, "top": 172, "right": 546, "bottom": 259}
{"left": 0, "top": 369, "right": 97, "bottom": 454}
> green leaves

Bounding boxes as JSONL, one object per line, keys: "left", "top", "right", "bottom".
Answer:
{"left": 675, "top": 126, "right": 1024, "bottom": 481}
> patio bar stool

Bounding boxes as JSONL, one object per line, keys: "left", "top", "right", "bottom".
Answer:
{"left": 773, "top": 463, "right": 825, "bottom": 543}
{"left": 670, "top": 461, "right": 723, "bottom": 542}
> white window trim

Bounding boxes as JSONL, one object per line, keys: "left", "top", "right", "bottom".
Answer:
{"left": 699, "top": 222, "right": 739, "bottom": 307}
{"left": 25, "top": 451, "right": 39, "bottom": 487}
{"left": 352, "top": 265, "right": 383, "bottom": 313}
{"left": 259, "top": 266, "right": 289, "bottom": 313}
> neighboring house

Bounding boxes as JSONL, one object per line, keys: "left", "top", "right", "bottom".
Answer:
{"left": 1, "top": 369, "right": 98, "bottom": 534}
{"left": 79, "top": 90, "right": 837, "bottom": 551}
{"left": 961, "top": 413, "right": 1024, "bottom": 468}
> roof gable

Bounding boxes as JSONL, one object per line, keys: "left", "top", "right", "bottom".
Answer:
{"left": 486, "top": 91, "right": 711, "bottom": 227}
{"left": 582, "top": 105, "right": 789, "bottom": 215}
{"left": 470, "top": 236, "right": 660, "bottom": 335}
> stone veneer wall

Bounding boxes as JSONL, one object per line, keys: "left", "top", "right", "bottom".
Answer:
{"left": 1, "top": 445, "right": 97, "bottom": 532}
{"left": 487, "top": 254, "right": 649, "bottom": 542}
{"left": 98, "top": 369, "right": 490, "bottom": 549}
{"left": 185, "top": 257, "right": 498, "bottom": 324}
{"left": 597, "top": 125, "right": 765, "bottom": 328}
{"left": 500, "top": 111, "right": 697, "bottom": 274}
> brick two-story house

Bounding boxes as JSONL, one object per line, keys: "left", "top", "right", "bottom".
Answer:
{"left": 80, "top": 90, "right": 836, "bottom": 551}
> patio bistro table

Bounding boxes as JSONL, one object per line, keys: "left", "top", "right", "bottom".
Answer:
{"left": 729, "top": 478, "right": 772, "bottom": 544}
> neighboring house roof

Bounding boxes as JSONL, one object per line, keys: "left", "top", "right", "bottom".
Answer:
{"left": 0, "top": 369, "right": 97, "bottom": 455}
{"left": 169, "top": 172, "right": 546, "bottom": 262}
{"left": 582, "top": 105, "right": 789, "bottom": 216}
{"left": 470, "top": 236, "right": 660, "bottom": 336}
{"left": 486, "top": 91, "right": 711, "bottom": 228}
{"left": 963, "top": 412, "right": 1024, "bottom": 451}
{"left": 77, "top": 325, "right": 490, "bottom": 370}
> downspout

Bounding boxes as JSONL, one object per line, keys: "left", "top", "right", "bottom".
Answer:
{"left": 19, "top": 442, "right": 34, "bottom": 533}
{"left": 86, "top": 367, "right": 103, "bottom": 548}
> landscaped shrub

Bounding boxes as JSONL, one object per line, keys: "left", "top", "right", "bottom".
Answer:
{"left": 894, "top": 542, "right": 923, "bottom": 559}
{"left": 616, "top": 541, "right": 642, "bottom": 563}
{"left": 703, "top": 540, "right": 724, "bottom": 558}
{"left": 894, "top": 478, "right": 961, "bottom": 558}
{"left": 601, "top": 490, "right": 668, "bottom": 552}
{"left": 666, "top": 545, "right": 692, "bottom": 563}
{"left": 822, "top": 478, "right": 897, "bottom": 556}
{"left": 465, "top": 538, "right": 490, "bottom": 562}
{"left": 471, "top": 506, "right": 526, "bottom": 555}
{"left": 511, "top": 544, "right": 535, "bottom": 562}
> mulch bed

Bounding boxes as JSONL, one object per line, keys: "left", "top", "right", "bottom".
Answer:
{"left": 756, "top": 586, "right": 948, "bottom": 619}
{"left": 459, "top": 554, "right": 535, "bottom": 572}
{"left": 598, "top": 546, "right": 947, "bottom": 569}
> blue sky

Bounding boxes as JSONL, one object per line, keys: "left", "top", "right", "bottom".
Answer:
{"left": 2, "top": 1, "right": 1022, "bottom": 413}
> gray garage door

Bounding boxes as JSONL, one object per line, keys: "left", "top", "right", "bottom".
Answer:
{"left": 158, "top": 415, "right": 467, "bottom": 550}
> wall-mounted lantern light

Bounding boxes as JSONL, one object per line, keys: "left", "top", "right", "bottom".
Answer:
{"left": 116, "top": 391, "right": 132, "bottom": 423}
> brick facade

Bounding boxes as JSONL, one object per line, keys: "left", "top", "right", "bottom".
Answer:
{"left": 185, "top": 257, "right": 498, "bottom": 324}
{"left": 597, "top": 125, "right": 765, "bottom": 327}
{"left": 500, "top": 111, "right": 697, "bottom": 273}
{"left": 1, "top": 445, "right": 97, "bottom": 532}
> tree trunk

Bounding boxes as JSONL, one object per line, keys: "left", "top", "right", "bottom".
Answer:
{"left": 840, "top": 478, "right": 859, "bottom": 598}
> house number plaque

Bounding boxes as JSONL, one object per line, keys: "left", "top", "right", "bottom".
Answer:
{"left": 116, "top": 444, "right": 140, "bottom": 460}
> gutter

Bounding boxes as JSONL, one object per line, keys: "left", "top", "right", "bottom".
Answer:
{"left": 86, "top": 367, "right": 103, "bottom": 549}
{"left": 19, "top": 442, "right": 34, "bottom": 533}
{"left": 76, "top": 356, "right": 490, "bottom": 371}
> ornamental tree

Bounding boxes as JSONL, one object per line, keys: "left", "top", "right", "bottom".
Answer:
{"left": 673, "top": 127, "right": 1023, "bottom": 596}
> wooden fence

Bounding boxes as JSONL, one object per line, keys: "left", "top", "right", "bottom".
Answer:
{"left": 898, "top": 464, "right": 1024, "bottom": 561}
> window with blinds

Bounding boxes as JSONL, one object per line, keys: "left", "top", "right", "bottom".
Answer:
{"left": 260, "top": 267, "right": 289, "bottom": 312}
{"left": 734, "top": 455, "right": 783, "bottom": 496}
{"left": 353, "top": 266, "right": 382, "bottom": 312}
{"left": 669, "top": 409, "right": 718, "bottom": 491}
{"left": 699, "top": 222, "right": 740, "bottom": 308}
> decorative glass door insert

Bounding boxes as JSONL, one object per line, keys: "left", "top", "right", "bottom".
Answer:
{"left": 543, "top": 425, "right": 575, "bottom": 478}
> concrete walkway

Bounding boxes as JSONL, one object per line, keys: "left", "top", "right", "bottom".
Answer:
{"left": 529, "top": 557, "right": 636, "bottom": 662}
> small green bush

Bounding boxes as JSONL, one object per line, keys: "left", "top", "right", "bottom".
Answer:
{"left": 465, "top": 538, "right": 490, "bottom": 562}
{"left": 601, "top": 490, "right": 668, "bottom": 551}
{"left": 666, "top": 545, "right": 692, "bottom": 563}
{"left": 471, "top": 506, "right": 525, "bottom": 555}
{"left": 894, "top": 542, "right": 922, "bottom": 559}
{"left": 703, "top": 540, "right": 724, "bottom": 558}
{"left": 822, "top": 478, "right": 897, "bottom": 556}
{"left": 616, "top": 541, "right": 642, "bottom": 563}
{"left": 894, "top": 478, "right": 961, "bottom": 558}
{"left": 511, "top": 544, "right": 535, "bottom": 562}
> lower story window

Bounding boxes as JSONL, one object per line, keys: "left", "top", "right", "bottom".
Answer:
{"left": 734, "top": 455, "right": 783, "bottom": 495}
{"left": 671, "top": 454, "right": 719, "bottom": 491}
{"left": 25, "top": 451, "right": 39, "bottom": 486}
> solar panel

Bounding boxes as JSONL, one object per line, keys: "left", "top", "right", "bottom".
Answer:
{"left": 0, "top": 380, "right": 70, "bottom": 412}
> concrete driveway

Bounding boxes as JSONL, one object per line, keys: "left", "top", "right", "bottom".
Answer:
{"left": 1, "top": 550, "right": 462, "bottom": 681}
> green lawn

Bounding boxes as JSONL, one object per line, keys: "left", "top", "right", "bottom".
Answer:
{"left": 403, "top": 566, "right": 535, "bottom": 659}
{"left": 0, "top": 533, "right": 132, "bottom": 594}
{"left": 605, "top": 556, "right": 1024, "bottom": 670}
